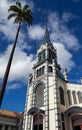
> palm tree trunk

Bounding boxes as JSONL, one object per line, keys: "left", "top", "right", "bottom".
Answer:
{"left": 0, "top": 22, "right": 21, "bottom": 107}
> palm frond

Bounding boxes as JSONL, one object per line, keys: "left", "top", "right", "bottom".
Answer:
{"left": 7, "top": 13, "right": 18, "bottom": 20}
{"left": 24, "top": 16, "right": 33, "bottom": 26}
{"left": 16, "top": 2, "right": 21, "bottom": 8}
{"left": 14, "top": 16, "right": 19, "bottom": 23}
{"left": 8, "top": 2, "right": 33, "bottom": 26}
{"left": 23, "top": 9, "right": 32, "bottom": 19}
{"left": 8, "top": 5, "right": 21, "bottom": 14}
{"left": 22, "top": 4, "right": 29, "bottom": 12}
{"left": 24, "top": 9, "right": 32, "bottom": 15}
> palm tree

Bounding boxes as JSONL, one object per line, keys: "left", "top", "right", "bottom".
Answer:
{"left": 0, "top": 2, "right": 33, "bottom": 107}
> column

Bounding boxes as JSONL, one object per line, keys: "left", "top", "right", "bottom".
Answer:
{"left": 8, "top": 126, "right": 11, "bottom": 130}
{"left": 32, "top": 92, "right": 35, "bottom": 107}
{"left": 2, "top": 125, "right": 5, "bottom": 130}
{"left": 67, "top": 90, "right": 74, "bottom": 105}
{"left": 44, "top": 64, "right": 49, "bottom": 130}
{"left": 68, "top": 115, "right": 73, "bottom": 130}
{"left": 76, "top": 92, "right": 79, "bottom": 104}
{"left": 53, "top": 60, "right": 61, "bottom": 130}
{"left": 65, "top": 91, "right": 69, "bottom": 107}
{"left": 23, "top": 79, "right": 29, "bottom": 130}
{"left": 65, "top": 115, "right": 68, "bottom": 130}
{"left": 23, "top": 113, "right": 28, "bottom": 130}
{"left": 72, "top": 91, "right": 77, "bottom": 104}
{"left": 25, "top": 84, "right": 33, "bottom": 130}
{"left": 27, "top": 114, "right": 32, "bottom": 130}
{"left": 71, "top": 91, "right": 74, "bottom": 105}
{"left": 44, "top": 48, "right": 49, "bottom": 130}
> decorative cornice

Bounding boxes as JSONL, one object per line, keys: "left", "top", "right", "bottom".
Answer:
{"left": 65, "top": 105, "right": 82, "bottom": 115}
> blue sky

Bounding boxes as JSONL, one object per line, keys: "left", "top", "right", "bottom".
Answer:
{"left": 0, "top": 0, "right": 82, "bottom": 112}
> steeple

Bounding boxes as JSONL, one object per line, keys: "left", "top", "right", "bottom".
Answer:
{"left": 44, "top": 25, "right": 51, "bottom": 44}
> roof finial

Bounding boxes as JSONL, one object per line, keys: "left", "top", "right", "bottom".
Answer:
{"left": 44, "top": 25, "right": 51, "bottom": 44}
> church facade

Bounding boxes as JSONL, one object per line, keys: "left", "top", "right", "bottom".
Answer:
{"left": 23, "top": 26, "right": 82, "bottom": 130}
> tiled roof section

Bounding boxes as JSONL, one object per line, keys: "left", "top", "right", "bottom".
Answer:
{"left": 0, "top": 110, "right": 23, "bottom": 118}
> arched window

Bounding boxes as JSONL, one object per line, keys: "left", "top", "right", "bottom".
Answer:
{"left": 72, "top": 91, "right": 77, "bottom": 104}
{"left": 42, "top": 50, "right": 45, "bottom": 60}
{"left": 77, "top": 91, "right": 82, "bottom": 103}
{"left": 41, "top": 66, "right": 44, "bottom": 75}
{"left": 35, "top": 84, "right": 44, "bottom": 107}
{"left": 59, "top": 87, "right": 65, "bottom": 105}
{"left": 67, "top": 90, "right": 72, "bottom": 105}
{"left": 38, "top": 52, "right": 41, "bottom": 62}
{"left": 36, "top": 66, "right": 45, "bottom": 77}
{"left": 29, "top": 76, "right": 33, "bottom": 84}
{"left": 38, "top": 50, "right": 45, "bottom": 62}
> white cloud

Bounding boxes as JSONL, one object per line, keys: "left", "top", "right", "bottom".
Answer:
{"left": 0, "top": 0, "right": 34, "bottom": 43}
{"left": 48, "top": 12, "right": 80, "bottom": 50}
{"left": 0, "top": 45, "right": 35, "bottom": 82}
{"left": 28, "top": 25, "right": 44, "bottom": 40}
{"left": 0, "top": 0, "right": 35, "bottom": 87}
{"left": 0, "top": 42, "right": 75, "bottom": 83}
{"left": 0, "top": 0, "right": 9, "bottom": 19}
{"left": 0, "top": 0, "right": 34, "bottom": 19}
{"left": 0, "top": 1, "right": 80, "bottom": 87}
{"left": 7, "top": 83, "right": 21, "bottom": 90}
{"left": 62, "top": 12, "right": 75, "bottom": 23}
{"left": 0, "top": 0, "right": 21, "bottom": 41}
{"left": 53, "top": 42, "right": 75, "bottom": 71}
{"left": 28, "top": 12, "right": 80, "bottom": 50}
{"left": 27, "top": 12, "right": 80, "bottom": 72}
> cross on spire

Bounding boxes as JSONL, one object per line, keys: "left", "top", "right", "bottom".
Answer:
{"left": 44, "top": 25, "right": 51, "bottom": 44}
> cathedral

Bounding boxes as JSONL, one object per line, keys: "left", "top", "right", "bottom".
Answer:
{"left": 23, "top": 26, "right": 82, "bottom": 130}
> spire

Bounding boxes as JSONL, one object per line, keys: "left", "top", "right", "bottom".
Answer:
{"left": 44, "top": 25, "right": 51, "bottom": 44}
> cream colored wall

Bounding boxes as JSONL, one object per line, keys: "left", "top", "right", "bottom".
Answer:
{"left": 49, "top": 110, "right": 55, "bottom": 130}
{"left": 48, "top": 76, "right": 55, "bottom": 130}
{"left": 37, "top": 44, "right": 46, "bottom": 53}
{"left": 57, "top": 78, "right": 67, "bottom": 110}
{"left": 67, "top": 83, "right": 82, "bottom": 91}
{"left": 67, "top": 83, "right": 82, "bottom": 106}
{"left": 27, "top": 86, "right": 33, "bottom": 111}
{"left": 59, "top": 82, "right": 82, "bottom": 130}
{"left": 48, "top": 76, "right": 54, "bottom": 110}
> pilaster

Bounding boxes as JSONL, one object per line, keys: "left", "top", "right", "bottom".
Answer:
{"left": 67, "top": 90, "right": 74, "bottom": 105}
{"left": 76, "top": 92, "right": 79, "bottom": 104}
{"left": 2, "top": 125, "right": 5, "bottom": 130}
{"left": 23, "top": 79, "right": 29, "bottom": 130}
{"left": 53, "top": 60, "right": 61, "bottom": 130}
{"left": 27, "top": 114, "right": 32, "bottom": 130}
{"left": 8, "top": 126, "right": 11, "bottom": 130}
{"left": 44, "top": 54, "right": 49, "bottom": 130}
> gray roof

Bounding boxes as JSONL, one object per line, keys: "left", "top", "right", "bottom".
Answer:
{"left": 44, "top": 25, "right": 51, "bottom": 44}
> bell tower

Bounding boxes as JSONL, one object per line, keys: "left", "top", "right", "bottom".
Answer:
{"left": 23, "top": 26, "right": 63, "bottom": 130}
